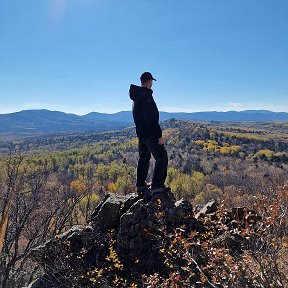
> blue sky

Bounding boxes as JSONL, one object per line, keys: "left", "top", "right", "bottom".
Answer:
{"left": 0, "top": 0, "right": 287, "bottom": 114}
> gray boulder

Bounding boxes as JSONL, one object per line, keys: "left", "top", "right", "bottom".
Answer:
{"left": 194, "top": 199, "right": 218, "bottom": 219}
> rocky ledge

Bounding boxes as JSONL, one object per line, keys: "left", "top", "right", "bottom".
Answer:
{"left": 26, "top": 188, "right": 262, "bottom": 287}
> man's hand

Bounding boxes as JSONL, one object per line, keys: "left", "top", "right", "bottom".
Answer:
{"left": 158, "top": 137, "right": 164, "bottom": 145}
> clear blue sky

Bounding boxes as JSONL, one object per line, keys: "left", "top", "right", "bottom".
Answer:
{"left": 0, "top": 0, "right": 287, "bottom": 114}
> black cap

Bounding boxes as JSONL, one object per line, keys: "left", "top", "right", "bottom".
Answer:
{"left": 140, "top": 72, "right": 156, "bottom": 82}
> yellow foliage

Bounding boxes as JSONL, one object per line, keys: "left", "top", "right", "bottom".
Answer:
{"left": 195, "top": 139, "right": 241, "bottom": 154}
{"left": 107, "top": 182, "right": 117, "bottom": 193}
{"left": 256, "top": 149, "right": 274, "bottom": 158}
{"left": 70, "top": 179, "right": 86, "bottom": 194}
{"left": 194, "top": 140, "right": 205, "bottom": 146}
{"left": 106, "top": 244, "right": 123, "bottom": 271}
{"left": 127, "top": 137, "right": 138, "bottom": 146}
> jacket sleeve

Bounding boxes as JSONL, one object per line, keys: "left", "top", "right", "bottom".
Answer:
{"left": 141, "top": 94, "right": 162, "bottom": 138}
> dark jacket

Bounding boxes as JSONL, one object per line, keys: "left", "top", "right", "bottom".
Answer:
{"left": 129, "top": 84, "right": 162, "bottom": 139}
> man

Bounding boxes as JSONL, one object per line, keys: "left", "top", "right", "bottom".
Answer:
{"left": 129, "top": 72, "right": 169, "bottom": 195}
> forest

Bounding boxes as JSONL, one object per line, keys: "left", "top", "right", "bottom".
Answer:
{"left": 0, "top": 119, "right": 287, "bottom": 287}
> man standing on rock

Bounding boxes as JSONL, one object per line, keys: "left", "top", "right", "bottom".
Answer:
{"left": 129, "top": 72, "right": 169, "bottom": 195}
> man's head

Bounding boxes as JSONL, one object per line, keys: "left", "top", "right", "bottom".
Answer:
{"left": 140, "top": 72, "right": 156, "bottom": 89}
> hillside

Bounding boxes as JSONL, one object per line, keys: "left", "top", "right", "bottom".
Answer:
{"left": 0, "top": 119, "right": 287, "bottom": 287}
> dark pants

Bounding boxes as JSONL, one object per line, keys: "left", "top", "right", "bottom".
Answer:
{"left": 136, "top": 136, "right": 168, "bottom": 189}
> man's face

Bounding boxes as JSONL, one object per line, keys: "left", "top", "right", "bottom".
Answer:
{"left": 142, "top": 79, "right": 153, "bottom": 89}
{"left": 148, "top": 79, "right": 153, "bottom": 89}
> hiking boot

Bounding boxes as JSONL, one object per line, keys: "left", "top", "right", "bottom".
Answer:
{"left": 150, "top": 186, "right": 171, "bottom": 199}
{"left": 136, "top": 182, "right": 151, "bottom": 196}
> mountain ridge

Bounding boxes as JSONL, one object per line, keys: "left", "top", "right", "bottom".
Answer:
{"left": 1, "top": 109, "right": 288, "bottom": 138}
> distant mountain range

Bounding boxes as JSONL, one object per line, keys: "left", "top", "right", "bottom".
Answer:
{"left": 0, "top": 109, "right": 287, "bottom": 138}
{"left": 85, "top": 109, "right": 288, "bottom": 122}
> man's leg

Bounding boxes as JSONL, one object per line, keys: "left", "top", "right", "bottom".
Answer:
{"left": 142, "top": 137, "right": 168, "bottom": 189}
{"left": 136, "top": 137, "right": 151, "bottom": 188}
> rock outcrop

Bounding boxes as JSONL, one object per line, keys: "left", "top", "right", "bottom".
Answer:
{"left": 26, "top": 188, "right": 261, "bottom": 287}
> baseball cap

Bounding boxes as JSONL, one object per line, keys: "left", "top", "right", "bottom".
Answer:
{"left": 140, "top": 72, "right": 157, "bottom": 82}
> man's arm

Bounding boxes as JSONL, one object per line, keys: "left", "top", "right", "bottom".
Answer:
{"left": 141, "top": 94, "right": 162, "bottom": 139}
